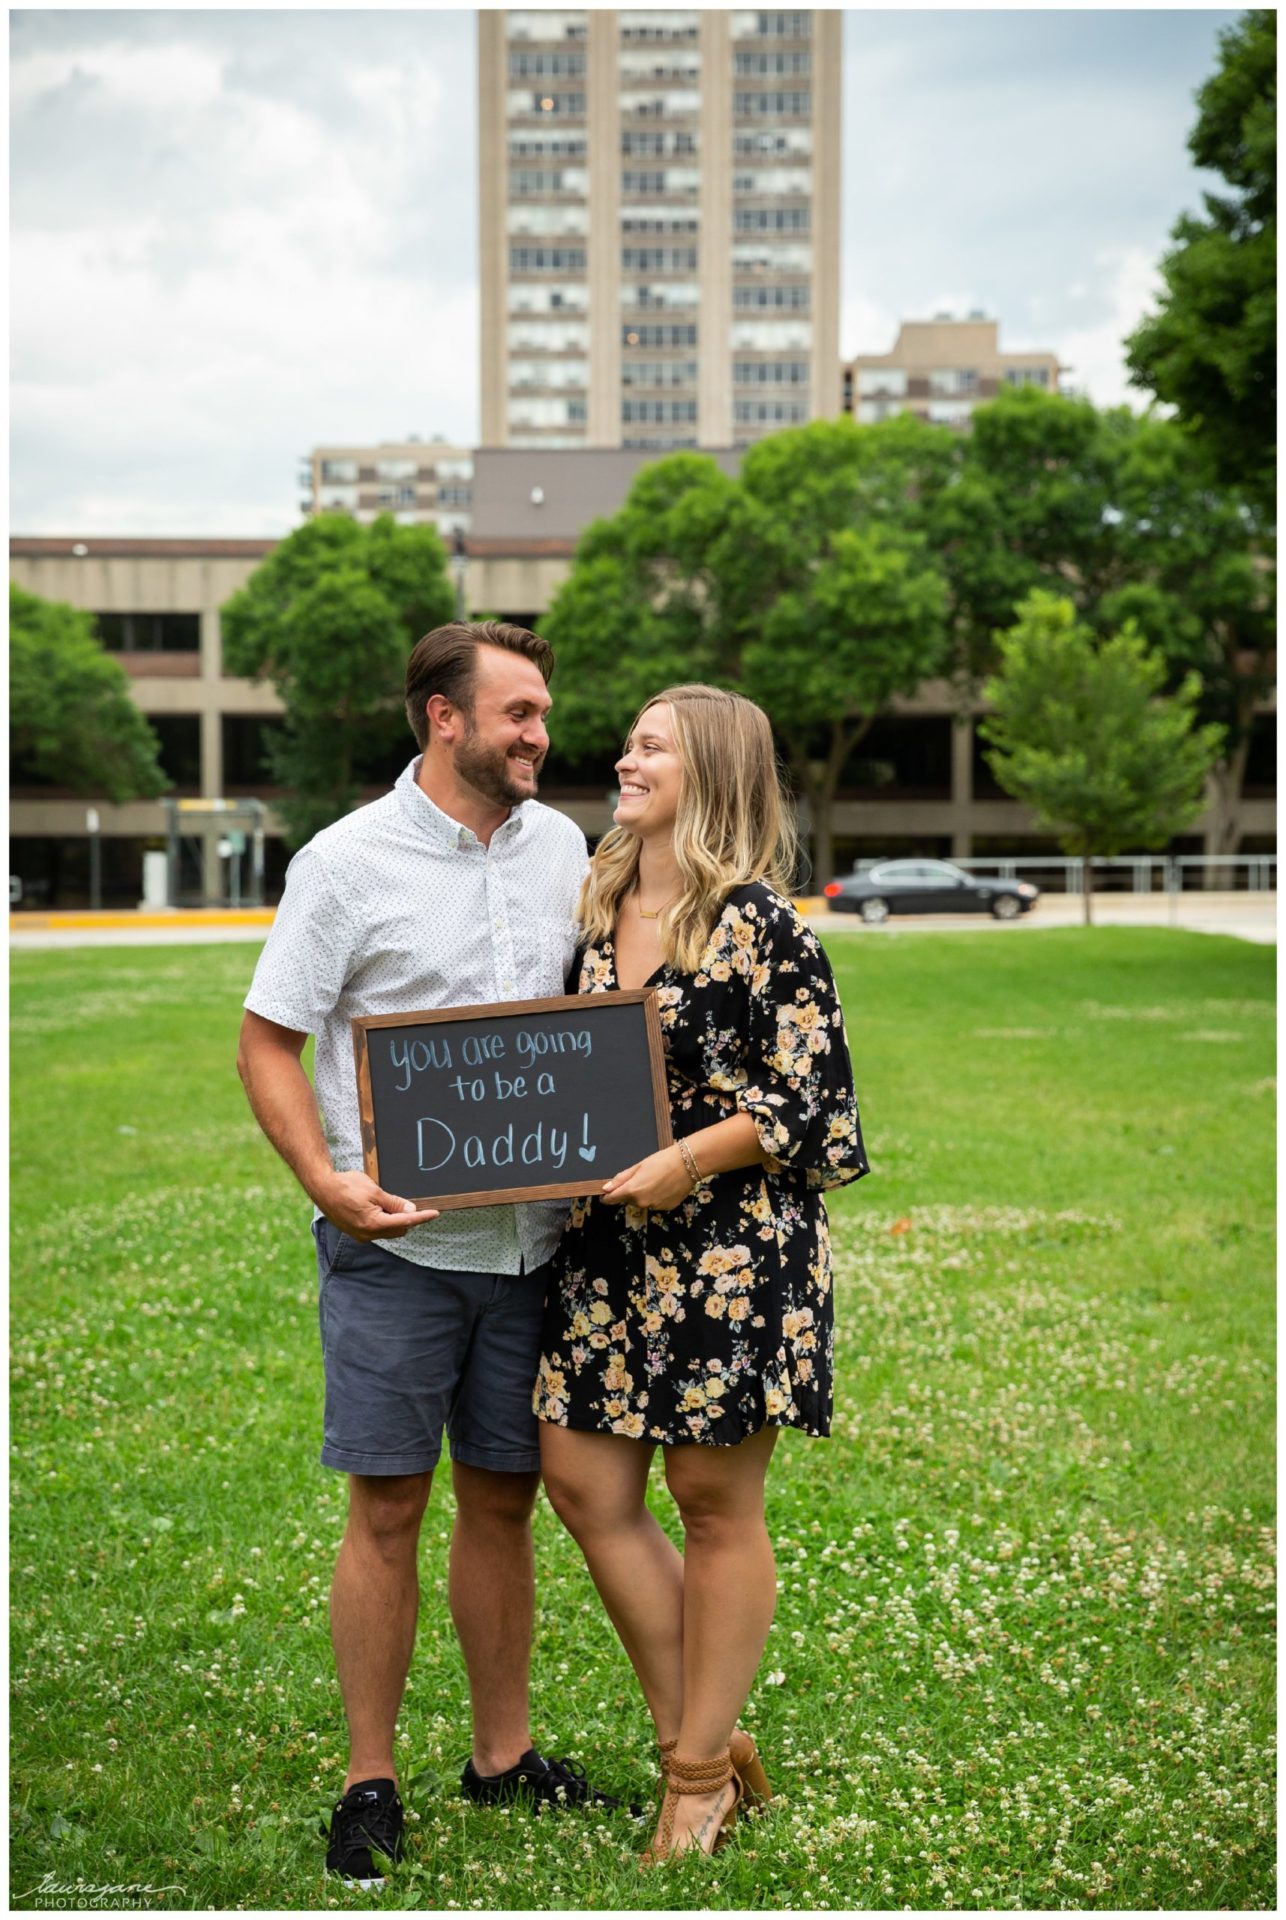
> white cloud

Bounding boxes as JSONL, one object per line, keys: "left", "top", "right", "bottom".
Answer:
{"left": 1055, "top": 246, "right": 1165, "bottom": 410}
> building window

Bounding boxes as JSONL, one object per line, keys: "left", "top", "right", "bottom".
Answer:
{"left": 621, "top": 322, "right": 698, "bottom": 347}
{"left": 506, "top": 10, "right": 588, "bottom": 41}
{"left": 508, "top": 134, "right": 587, "bottom": 158}
{"left": 320, "top": 459, "right": 358, "bottom": 483}
{"left": 512, "top": 167, "right": 589, "bottom": 195}
{"left": 733, "top": 359, "right": 810, "bottom": 385}
{"left": 733, "top": 129, "right": 812, "bottom": 156}
{"left": 621, "top": 215, "right": 699, "bottom": 234}
{"left": 148, "top": 715, "right": 203, "bottom": 789}
{"left": 508, "top": 50, "right": 586, "bottom": 79}
{"left": 509, "top": 246, "right": 587, "bottom": 272}
{"left": 733, "top": 50, "right": 811, "bottom": 76}
{"left": 621, "top": 129, "right": 698, "bottom": 156}
{"left": 621, "top": 359, "right": 699, "bottom": 387}
{"left": 733, "top": 284, "right": 810, "bottom": 311}
{"left": 96, "top": 612, "right": 201, "bottom": 653}
{"left": 622, "top": 246, "right": 699, "bottom": 272}
{"left": 733, "top": 91, "right": 811, "bottom": 116}
{"left": 751, "top": 12, "right": 811, "bottom": 36}
{"left": 621, "top": 397, "right": 699, "bottom": 424}
{"left": 733, "top": 398, "right": 809, "bottom": 425}
{"left": 856, "top": 367, "right": 909, "bottom": 397}
{"left": 1004, "top": 366, "right": 1051, "bottom": 388}
{"left": 516, "top": 91, "right": 586, "bottom": 116}
{"left": 437, "top": 484, "right": 472, "bottom": 508}
{"left": 733, "top": 206, "right": 811, "bottom": 233}
{"left": 222, "top": 714, "right": 283, "bottom": 789}
{"left": 929, "top": 368, "right": 978, "bottom": 396}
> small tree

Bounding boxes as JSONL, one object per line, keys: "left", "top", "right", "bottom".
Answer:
{"left": 979, "top": 592, "right": 1225, "bottom": 924}
{"left": 221, "top": 513, "right": 455, "bottom": 845}
{"left": 9, "top": 584, "right": 169, "bottom": 802}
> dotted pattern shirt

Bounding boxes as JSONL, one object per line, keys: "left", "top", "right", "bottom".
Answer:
{"left": 243, "top": 759, "right": 589, "bottom": 1274}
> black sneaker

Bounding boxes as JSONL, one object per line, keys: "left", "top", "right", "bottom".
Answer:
{"left": 461, "top": 1747, "right": 642, "bottom": 1818}
{"left": 324, "top": 1777, "right": 405, "bottom": 1888}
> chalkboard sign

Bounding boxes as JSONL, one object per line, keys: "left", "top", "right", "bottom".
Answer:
{"left": 352, "top": 990, "right": 672, "bottom": 1210}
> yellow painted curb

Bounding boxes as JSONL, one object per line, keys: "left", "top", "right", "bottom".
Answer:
{"left": 10, "top": 909, "right": 277, "bottom": 932}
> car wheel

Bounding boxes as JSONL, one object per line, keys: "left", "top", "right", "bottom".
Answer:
{"left": 990, "top": 895, "right": 1021, "bottom": 920}
{"left": 860, "top": 897, "right": 890, "bottom": 925}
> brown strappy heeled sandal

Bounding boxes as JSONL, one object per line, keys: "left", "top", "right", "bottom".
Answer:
{"left": 659, "top": 1730, "right": 773, "bottom": 1813}
{"left": 642, "top": 1750, "right": 739, "bottom": 1864}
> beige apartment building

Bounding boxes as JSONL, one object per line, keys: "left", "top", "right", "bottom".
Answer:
{"left": 11, "top": 527, "right": 1275, "bottom": 908}
{"left": 303, "top": 439, "right": 473, "bottom": 536}
{"left": 479, "top": 8, "right": 842, "bottom": 452}
{"left": 843, "top": 315, "right": 1063, "bottom": 427}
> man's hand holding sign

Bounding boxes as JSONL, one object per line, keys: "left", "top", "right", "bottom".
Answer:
{"left": 353, "top": 989, "right": 671, "bottom": 1210}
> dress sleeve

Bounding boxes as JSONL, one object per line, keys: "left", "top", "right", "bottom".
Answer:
{"left": 716, "top": 889, "right": 869, "bottom": 1191}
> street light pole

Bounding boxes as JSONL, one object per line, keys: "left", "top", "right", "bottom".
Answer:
{"left": 452, "top": 528, "right": 468, "bottom": 621}
{"left": 86, "top": 806, "right": 102, "bottom": 911}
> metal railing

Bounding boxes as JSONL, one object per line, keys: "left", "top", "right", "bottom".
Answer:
{"left": 945, "top": 855, "right": 1277, "bottom": 895}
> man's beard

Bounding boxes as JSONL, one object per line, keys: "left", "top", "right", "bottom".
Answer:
{"left": 455, "top": 724, "right": 543, "bottom": 808}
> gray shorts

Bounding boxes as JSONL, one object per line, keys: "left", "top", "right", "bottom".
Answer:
{"left": 313, "top": 1217, "right": 546, "bottom": 1477}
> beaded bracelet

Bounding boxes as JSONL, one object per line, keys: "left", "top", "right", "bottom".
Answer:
{"left": 676, "top": 1138, "right": 704, "bottom": 1189}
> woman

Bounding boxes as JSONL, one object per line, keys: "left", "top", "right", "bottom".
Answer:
{"left": 534, "top": 685, "right": 867, "bottom": 1861}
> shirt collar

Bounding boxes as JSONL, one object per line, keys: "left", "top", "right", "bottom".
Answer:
{"left": 396, "top": 758, "right": 526, "bottom": 850}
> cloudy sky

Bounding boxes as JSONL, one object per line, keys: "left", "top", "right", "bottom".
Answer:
{"left": 11, "top": 6, "right": 1236, "bottom": 535}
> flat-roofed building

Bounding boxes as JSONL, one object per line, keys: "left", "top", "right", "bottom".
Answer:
{"left": 10, "top": 523, "right": 1274, "bottom": 904}
{"left": 843, "top": 314, "right": 1063, "bottom": 428}
{"left": 479, "top": 8, "right": 842, "bottom": 452}
{"left": 303, "top": 439, "right": 473, "bottom": 537}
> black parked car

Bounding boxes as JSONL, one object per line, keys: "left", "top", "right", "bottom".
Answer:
{"left": 824, "top": 859, "right": 1039, "bottom": 923}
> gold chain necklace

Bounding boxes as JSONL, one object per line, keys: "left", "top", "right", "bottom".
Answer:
{"left": 635, "top": 886, "right": 676, "bottom": 921}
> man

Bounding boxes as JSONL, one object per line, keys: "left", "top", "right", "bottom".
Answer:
{"left": 237, "top": 621, "right": 622, "bottom": 1889}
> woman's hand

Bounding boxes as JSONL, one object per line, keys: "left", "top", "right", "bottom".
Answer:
{"left": 600, "top": 1145, "right": 694, "bottom": 1212}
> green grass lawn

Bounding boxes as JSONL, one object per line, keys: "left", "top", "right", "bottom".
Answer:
{"left": 10, "top": 928, "right": 1275, "bottom": 1911}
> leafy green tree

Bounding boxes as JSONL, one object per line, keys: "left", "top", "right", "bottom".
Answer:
{"left": 938, "top": 390, "right": 1272, "bottom": 852}
{"left": 1124, "top": 10, "right": 1276, "bottom": 511}
{"left": 543, "top": 421, "right": 953, "bottom": 883}
{"left": 934, "top": 388, "right": 1119, "bottom": 684}
{"left": 979, "top": 592, "right": 1225, "bottom": 923}
{"left": 1093, "top": 414, "right": 1274, "bottom": 855}
{"left": 9, "top": 584, "right": 169, "bottom": 802}
{"left": 221, "top": 514, "right": 455, "bottom": 845}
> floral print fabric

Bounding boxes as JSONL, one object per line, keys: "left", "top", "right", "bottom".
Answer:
{"left": 535, "top": 882, "right": 868, "bottom": 1447}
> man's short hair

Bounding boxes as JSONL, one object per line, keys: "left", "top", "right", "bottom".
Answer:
{"left": 405, "top": 620, "right": 554, "bottom": 750}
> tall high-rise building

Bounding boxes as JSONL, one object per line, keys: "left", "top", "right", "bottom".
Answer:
{"left": 479, "top": 9, "right": 841, "bottom": 452}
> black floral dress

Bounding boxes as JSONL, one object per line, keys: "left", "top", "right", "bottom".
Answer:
{"left": 534, "top": 882, "right": 868, "bottom": 1447}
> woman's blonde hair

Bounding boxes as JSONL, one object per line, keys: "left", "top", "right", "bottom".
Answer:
{"left": 579, "top": 684, "right": 799, "bottom": 973}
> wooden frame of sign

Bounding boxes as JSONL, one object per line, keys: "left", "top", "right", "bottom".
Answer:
{"left": 352, "top": 989, "right": 672, "bottom": 1210}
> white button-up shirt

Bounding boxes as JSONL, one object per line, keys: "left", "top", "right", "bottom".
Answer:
{"left": 244, "top": 759, "right": 589, "bottom": 1273}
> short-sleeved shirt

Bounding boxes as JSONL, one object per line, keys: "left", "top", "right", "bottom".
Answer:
{"left": 244, "top": 758, "right": 589, "bottom": 1274}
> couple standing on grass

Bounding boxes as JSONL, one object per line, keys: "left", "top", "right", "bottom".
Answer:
{"left": 237, "top": 620, "right": 867, "bottom": 1883}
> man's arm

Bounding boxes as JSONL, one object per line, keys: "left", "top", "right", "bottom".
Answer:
{"left": 236, "top": 1009, "right": 438, "bottom": 1241}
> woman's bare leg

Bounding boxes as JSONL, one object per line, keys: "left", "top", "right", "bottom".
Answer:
{"left": 657, "top": 1425, "right": 779, "bottom": 1853}
{"left": 540, "top": 1424, "right": 686, "bottom": 1744}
